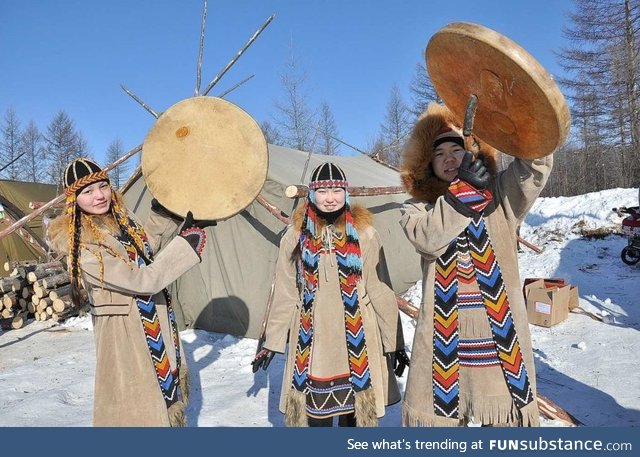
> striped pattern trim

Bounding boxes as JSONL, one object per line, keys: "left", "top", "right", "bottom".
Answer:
{"left": 432, "top": 216, "right": 534, "bottom": 418}
{"left": 64, "top": 170, "right": 109, "bottom": 196}
{"left": 466, "top": 216, "right": 534, "bottom": 408}
{"left": 119, "top": 229, "right": 182, "bottom": 408}
{"left": 309, "top": 179, "right": 348, "bottom": 189}
{"left": 448, "top": 178, "right": 493, "bottom": 213}
{"left": 458, "top": 338, "right": 501, "bottom": 367}
{"left": 457, "top": 291, "right": 485, "bottom": 309}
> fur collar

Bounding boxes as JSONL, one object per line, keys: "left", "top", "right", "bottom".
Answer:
{"left": 291, "top": 203, "right": 372, "bottom": 234}
{"left": 47, "top": 212, "right": 122, "bottom": 255}
{"left": 400, "top": 103, "right": 499, "bottom": 203}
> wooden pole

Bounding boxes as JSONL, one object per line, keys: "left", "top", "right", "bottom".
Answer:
{"left": 518, "top": 236, "right": 543, "bottom": 254}
{"left": 0, "top": 145, "right": 142, "bottom": 241}
{"left": 202, "top": 14, "right": 275, "bottom": 96}
{"left": 285, "top": 184, "right": 406, "bottom": 199}
{"left": 255, "top": 195, "right": 290, "bottom": 225}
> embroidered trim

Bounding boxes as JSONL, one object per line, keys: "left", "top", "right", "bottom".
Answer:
{"left": 64, "top": 170, "right": 109, "bottom": 196}
{"left": 118, "top": 223, "right": 183, "bottom": 408}
{"left": 447, "top": 178, "right": 493, "bottom": 213}
{"left": 180, "top": 227, "right": 206, "bottom": 255}
{"left": 432, "top": 216, "right": 534, "bottom": 418}
{"left": 308, "top": 179, "right": 348, "bottom": 189}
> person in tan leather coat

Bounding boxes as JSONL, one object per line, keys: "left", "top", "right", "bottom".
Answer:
{"left": 399, "top": 103, "right": 553, "bottom": 427}
{"left": 48, "top": 158, "right": 213, "bottom": 426}
{"left": 252, "top": 162, "right": 409, "bottom": 427}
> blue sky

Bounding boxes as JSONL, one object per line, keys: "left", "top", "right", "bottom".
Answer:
{"left": 1, "top": 0, "right": 573, "bottom": 165}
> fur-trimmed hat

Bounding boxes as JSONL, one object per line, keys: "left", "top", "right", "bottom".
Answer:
{"left": 64, "top": 158, "right": 109, "bottom": 196}
{"left": 309, "top": 162, "right": 348, "bottom": 189}
{"left": 400, "top": 103, "right": 498, "bottom": 203}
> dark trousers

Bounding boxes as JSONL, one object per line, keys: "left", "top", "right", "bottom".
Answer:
{"left": 308, "top": 413, "right": 357, "bottom": 427}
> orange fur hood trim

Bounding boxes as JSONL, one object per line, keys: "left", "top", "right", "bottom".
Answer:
{"left": 400, "top": 103, "right": 499, "bottom": 203}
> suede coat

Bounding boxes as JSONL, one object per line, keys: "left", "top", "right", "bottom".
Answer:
{"left": 399, "top": 104, "right": 553, "bottom": 427}
{"left": 48, "top": 210, "right": 200, "bottom": 427}
{"left": 263, "top": 205, "right": 404, "bottom": 426}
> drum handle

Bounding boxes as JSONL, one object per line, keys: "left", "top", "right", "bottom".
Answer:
{"left": 463, "top": 94, "right": 478, "bottom": 137}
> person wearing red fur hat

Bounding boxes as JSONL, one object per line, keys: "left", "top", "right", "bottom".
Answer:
{"left": 252, "top": 162, "right": 408, "bottom": 427}
{"left": 399, "top": 103, "right": 553, "bottom": 427}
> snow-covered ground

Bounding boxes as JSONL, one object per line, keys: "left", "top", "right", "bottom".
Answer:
{"left": 0, "top": 188, "right": 638, "bottom": 427}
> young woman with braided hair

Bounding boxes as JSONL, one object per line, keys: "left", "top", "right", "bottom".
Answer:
{"left": 252, "top": 162, "right": 409, "bottom": 427}
{"left": 48, "top": 158, "right": 214, "bottom": 426}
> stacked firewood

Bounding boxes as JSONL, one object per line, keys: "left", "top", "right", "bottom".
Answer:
{"left": 0, "top": 260, "right": 88, "bottom": 330}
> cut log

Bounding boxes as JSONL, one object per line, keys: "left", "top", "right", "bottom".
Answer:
{"left": 38, "top": 311, "right": 48, "bottom": 321}
{"left": 2, "top": 292, "right": 17, "bottom": 309}
{"left": 49, "top": 285, "right": 71, "bottom": 300}
{"left": 31, "top": 293, "right": 40, "bottom": 305}
{"left": 21, "top": 286, "right": 33, "bottom": 299}
{"left": 11, "top": 278, "right": 27, "bottom": 293}
{"left": 43, "top": 273, "right": 70, "bottom": 289}
{"left": 27, "top": 301, "right": 36, "bottom": 314}
{"left": 18, "top": 298, "right": 27, "bottom": 310}
{"left": 37, "top": 297, "right": 53, "bottom": 313}
{"left": 0, "top": 277, "right": 17, "bottom": 293}
{"left": 11, "top": 311, "right": 28, "bottom": 329}
{"left": 27, "top": 266, "right": 66, "bottom": 284}
{"left": 3, "top": 260, "right": 38, "bottom": 272}
{"left": 52, "top": 297, "right": 72, "bottom": 313}
{"left": 1, "top": 308, "right": 14, "bottom": 318}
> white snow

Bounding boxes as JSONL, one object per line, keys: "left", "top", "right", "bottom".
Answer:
{"left": 0, "top": 188, "right": 638, "bottom": 427}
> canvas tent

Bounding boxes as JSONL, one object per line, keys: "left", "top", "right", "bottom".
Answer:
{"left": 123, "top": 144, "right": 422, "bottom": 339}
{"left": 0, "top": 180, "right": 59, "bottom": 276}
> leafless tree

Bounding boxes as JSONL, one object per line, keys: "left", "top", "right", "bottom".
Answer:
{"left": 408, "top": 61, "right": 442, "bottom": 119}
{"left": 557, "top": 0, "right": 640, "bottom": 188}
{"left": 378, "top": 84, "right": 411, "bottom": 167}
{"left": 20, "top": 120, "right": 46, "bottom": 183}
{"left": 260, "top": 120, "right": 283, "bottom": 146}
{"left": 273, "top": 44, "right": 317, "bottom": 152}
{"left": 43, "top": 111, "right": 89, "bottom": 187}
{"left": 316, "top": 100, "right": 340, "bottom": 155}
{"left": 105, "top": 138, "right": 128, "bottom": 188}
{"left": 0, "top": 107, "right": 24, "bottom": 180}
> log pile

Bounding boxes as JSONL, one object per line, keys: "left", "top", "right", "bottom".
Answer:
{"left": 0, "top": 260, "right": 88, "bottom": 330}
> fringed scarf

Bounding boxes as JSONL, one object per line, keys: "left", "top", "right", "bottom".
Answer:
{"left": 433, "top": 180, "right": 534, "bottom": 418}
{"left": 292, "top": 191, "right": 372, "bottom": 403}
{"left": 117, "top": 217, "right": 183, "bottom": 409}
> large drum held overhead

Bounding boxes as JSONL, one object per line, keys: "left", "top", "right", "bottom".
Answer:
{"left": 426, "top": 22, "right": 570, "bottom": 159}
{"left": 142, "top": 96, "right": 268, "bottom": 220}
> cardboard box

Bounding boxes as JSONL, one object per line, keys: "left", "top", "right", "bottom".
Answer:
{"left": 523, "top": 279, "right": 570, "bottom": 327}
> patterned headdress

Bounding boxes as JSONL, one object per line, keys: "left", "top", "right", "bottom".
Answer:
{"left": 292, "top": 162, "right": 372, "bottom": 417}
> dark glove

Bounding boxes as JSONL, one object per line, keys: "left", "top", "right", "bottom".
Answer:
{"left": 388, "top": 349, "right": 410, "bottom": 377}
{"left": 181, "top": 210, "right": 217, "bottom": 230}
{"left": 251, "top": 348, "right": 275, "bottom": 373}
{"left": 150, "top": 198, "right": 184, "bottom": 222}
{"left": 457, "top": 151, "right": 490, "bottom": 189}
{"left": 179, "top": 211, "right": 216, "bottom": 256}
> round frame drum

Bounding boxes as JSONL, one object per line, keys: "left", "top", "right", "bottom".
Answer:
{"left": 426, "top": 22, "right": 570, "bottom": 158}
{"left": 142, "top": 96, "right": 268, "bottom": 220}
